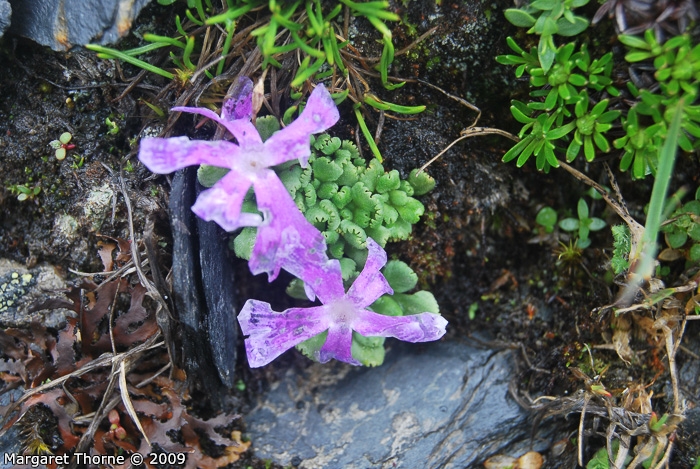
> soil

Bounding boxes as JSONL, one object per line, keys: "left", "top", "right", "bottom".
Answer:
{"left": 1, "top": 0, "right": 699, "bottom": 468}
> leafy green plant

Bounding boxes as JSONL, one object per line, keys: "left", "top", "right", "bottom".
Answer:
{"left": 610, "top": 224, "right": 631, "bottom": 275}
{"left": 586, "top": 440, "right": 632, "bottom": 469}
{"left": 558, "top": 198, "right": 606, "bottom": 248}
{"left": 614, "top": 31, "right": 700, "bottom": 178}
{"left": 660, "top": 187, "right": 700, "bottom": 265}
{"left": 497, "top": 39, "right": 620, "bottom": 171}
{"left": 566, "top": 92, "right": 619, "bottom": 162}
{"left": 503, "top": 0, "right": 590, "bottom": 72}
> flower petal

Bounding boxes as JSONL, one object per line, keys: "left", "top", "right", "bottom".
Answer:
{"left": 172, "top": 106, "right": 262, "bottom": 147}
{"left": 249, "top": 172, "right": 336, "bottom": 286}
{"left": 238, "top": 301, "right": 330, "bottom": 368}
{"left": 191, "top": 171, "right": 259, "bottom": 232}
{"left": 346, "top": 238, "right": 393, "bottom": 308}
{"left": 221, "top": 76, "right": 254, "bottom": 121}
{"left": 138, "top": 137, "right": 237, "bottom": 173}
{"left": 353, "top": 309, "right": 448, "bottom": 343}
{"left": 318, "top": 321, "right": 361, "bottom": 365}
{"left": 264, "top": 84, "right": 339, "bottom": 167}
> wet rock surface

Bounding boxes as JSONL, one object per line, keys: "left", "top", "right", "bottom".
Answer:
{"left": 246, "top": 340, "right": 555, "bottom": 469}
{"left": 6, "top": 0, "right": 152, "bottom": 50}
{"left": 0, "top": 1, "right": 9, "bottom": 38}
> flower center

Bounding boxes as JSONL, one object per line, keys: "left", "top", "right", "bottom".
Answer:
{"left": 239, "top": 144, "right": 266, "bottom": 175}
{"left": 328, "top": 298, "right": 357, "bottom": 327}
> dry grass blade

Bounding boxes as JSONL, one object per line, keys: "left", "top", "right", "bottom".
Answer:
{"left": 119, "top": 359, "right": 151, "bottom": 446}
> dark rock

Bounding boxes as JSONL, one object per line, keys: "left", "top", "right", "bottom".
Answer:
{"left": 0, "top": 1, "right": 10, "bottom": 38}
{"left": 169, "top": 168, "right": 237, "bottom": 409}
{"left": 197, "top": 188, "right": 238, "bottom": 389}
{"left": 7, "top": 0, "right": 151, "bottom": 51}
{"left": 246, "top": 340, "right": 554, "bottom": 468}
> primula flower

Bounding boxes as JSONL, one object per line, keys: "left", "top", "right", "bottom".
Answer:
{"left": 138, "top": 78, "right": 340, "bottom": 279}
{"left": 238, "top": 238, "right": 448, "bottom": 367}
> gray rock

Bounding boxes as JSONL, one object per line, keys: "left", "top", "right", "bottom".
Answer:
{"left": 0, "top": 1, "right": 10, "bottom": 38}
{"left": 246, "top": 341, "right": 554, "bottom": 469}
{"left": 0, "top": 258, "right": 74, "bottom": 330}
{"left": 7, "top": 0, "right": 151, "bottom": 51}
{"left": 0, "top": 389, "right": 23, "bottom": 469}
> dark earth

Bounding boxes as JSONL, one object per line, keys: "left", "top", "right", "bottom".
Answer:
{"left": 1, "top": 0, "right": 700, "bottom": 468}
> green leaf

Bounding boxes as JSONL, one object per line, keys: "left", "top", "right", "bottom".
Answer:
{"left": 618, "top": 34, "right": 651, "bottom": 50}
{"left": 370, "top": 295, "right": 404, "bottom": 316}
{"left": 577, "top": 198, "right": 589, "bottom": 219}
{"left": 504, "top": 8, "right": 536, "bottom": 27}
{"left": 589, "top": 218, "right": 606, "bottom": 231}
{"left": 296, "top": 331, "right": 328, "bottom": 360}
{"left": 351, "top": 333, "right": 386, "bottom": 366}
{"left": 559, "top": 217, "right": 580, "bottom": 231}
{"left": 547, "top": 121, "right": 576, "bottom": 140}
{"left": 394, "top": 291, "right": 440, "bottom": 314}
{"left": 376, "top": 170, "right": 401, "bottom": 193}
{"left": 197, "top": 165, "right": 230, "bottom": 187}
{"left": 351, "top": 182, "right": 377, "bottom": 210}
{"left": 625, "top": 51, "right": 654, "bottom": 62}
{"left": 536, "top": 206, "right": 558, "bottom": 232}
{"left": 530, "top": 0, "right": 558, "bottom": 10}
{"left": 232, "top": 227, "right": 257, "bottom": 260}
{"left": 383, "top": 260, "right": 418, "bottom": 293}
{"left": 254, "top": 115, "right": 280, "bottom": 141}
{"left": 312, "top": 157, "right": 343, "bottom": 182}
{"left": 556, "top": 16, "right": 588, "bottom": 36}
{"left": 502, "top": 137, "right": 531, "bottom": 163}
{"left": 538, "top": 35, "right": 556, "bottom": 72}
{"left": 340, "top": 219, "right": 367, "bottom": 248}
{"left": 396, "top": 197, "right": 424, "bottom": 224}
{"left": 566, "top": 139, "right": 581, "bottom": 162}
{"left": 689, "top": 243, "right": 700, "bottom": 261}
{"left": 360, "top": 158, "right": 384, "bottom": 191}
{"left": 387, "top": 217, "right": 412, "bottom": 240}
{"left": 666, "top": 230, "right": 688, "bottom": 249}
{"left": 511, "top": 104, "right": 534, "bottom": 123}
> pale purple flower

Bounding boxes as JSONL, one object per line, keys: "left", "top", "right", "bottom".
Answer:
{"left": 238, "top": 238, "right": 448, "bottom": 367}
{"left": 138, "top": 78, "right": 340, "bottom": 279}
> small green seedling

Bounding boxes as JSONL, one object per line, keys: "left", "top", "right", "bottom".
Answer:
{"left": 105, "top": 117, "right": 119, "bottom": 135}
{"left": 49, "top": 132, "right": 74, "bottom": 160}
{"left": 558, "top": 198, "right": 606, "bottom": 248}
{"left": 9, "top": 184, "right": 41, "bottom": 202}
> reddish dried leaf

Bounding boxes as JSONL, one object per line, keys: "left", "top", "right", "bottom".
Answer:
{"left": 81, "top": 279, "right": 123, "bottom": 353}
{"left": 183, "top": 412, "right": 242, "bottom": 447}
{"left": 131, "top": 399, "right": 170, "bottom": 421}
{"left": 0, "top": 360, "right": 26, "bottom": 384}
{"left": 51, "top": 322, "right": 79, "bottom": 378}
{"left": 97, "top": 240, "right": 117, "bottom": 272}
{"left": 114, "top": 284, "right": 158, "bottom": 348}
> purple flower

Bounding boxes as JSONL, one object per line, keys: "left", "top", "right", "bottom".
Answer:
{"left": 238, "top": 238, "right": 448, "bottom": 367}
{"left": 138, "top": 79, "right": 340, "bottom": 279}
